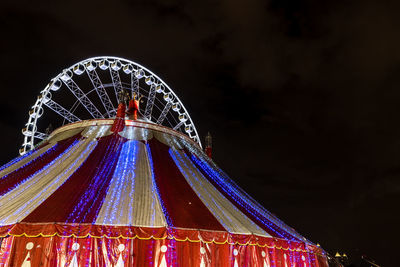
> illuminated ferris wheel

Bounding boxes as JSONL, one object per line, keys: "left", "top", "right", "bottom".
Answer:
{"left": 21, "top": 56, "right": 201, "bottom": 155}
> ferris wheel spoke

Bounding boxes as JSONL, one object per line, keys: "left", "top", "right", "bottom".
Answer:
{"left": 44, "top": 99, "right": 81, "bottom": 123}
{"left": 62, "top": 78, "right": 104, "bottom": 119}
{"left": 144, "top": 84, "right": 156, "bottom": 120}
{"left": 156, "top": 102, "right": 172, "bottom": 125}
{"left": 131, "top": 73, "right": 139, "bottom": 96}
{"left": 86, "top": 68, "right": 115, "bottom": 117}
{"left": 110, "top": 69, "right": 124, "bottom": 102}
{"left": 173, "top": 121, "right": 184, "bottom": 131}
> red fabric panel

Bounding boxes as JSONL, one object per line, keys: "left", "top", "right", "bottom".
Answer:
{"left": 0, "top": 134, "right": 80, "bottom": 197}
{"left": 148, "top": 138, "right": 225, "bottom": 231}
{"left": 111, "top": 103, "right": 126, "bottom": 133}
{"left": 22, "top": 134, "right": 125, "bottom": 223}
{"left": 0, "top": 225, "right": 13, "bottom": 237}
{"left": 0, "top": 235, "right": 14, "bottom": 266}
{"left": 0, "top": 225, "right": 328, "bottom": 267}
{"left": 2, "top": 223, "right": 311, "bottom": 254}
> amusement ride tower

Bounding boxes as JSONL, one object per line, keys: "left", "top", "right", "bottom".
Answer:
{"left": 0, "top": 57, "right": 328, "bottom": 267}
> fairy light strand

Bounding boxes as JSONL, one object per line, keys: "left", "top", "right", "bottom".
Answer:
{"left": 67, "top": 135, "right": 124, "bottom": 223}
{"left": 145, "top": 143, "right": 172, "bottom": 226}
{"left": 0, "top": 139, "right": 96, "bottom": 225}
{"left": 189, "top": 153, "right": 295, "bottom": 240}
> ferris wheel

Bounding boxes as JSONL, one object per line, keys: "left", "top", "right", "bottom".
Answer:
{"left": 21, "top": 56, "right": 201, "bottom": 155}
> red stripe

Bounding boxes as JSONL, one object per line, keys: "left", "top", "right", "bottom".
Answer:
{"left": 0, "top": 135, "right": 80, "bottom": 197}
{"left": 148, "top": 139, "right": 225, "bottom": 231}
{"left": 23, "top": 134, "right": 125, "bottom": 223}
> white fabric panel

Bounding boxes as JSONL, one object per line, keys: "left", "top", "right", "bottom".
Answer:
{"left": 118, "top": 124, "right": 184, "bottom": 150}
{"left": 153, "top": 132, "right": 184, "bottom": 150}
{"left": 0, "top": 138, "right": 97, "bottom": 225}
{"left": 171, "top": 149, "right": 270, "bottom": 237}
{"left": 48, "top": 128, "right": 84, "bottom": 144}
{"left": 48, "top": 119, "right": 114, "bottom": 138}
{"left": 118, "top": 126, "right": 154, "bottom": 141}
{"left": 81, "top": 125, "right": 112, "bottom": 138}
{"left": 95, "top": 140, "right": 166, "bottom": 227}
{"left": 190, "top": 148, "right": 307, "bottom": 242}
{"left": 0, "top": 143, "right": 55, "bottom": 179}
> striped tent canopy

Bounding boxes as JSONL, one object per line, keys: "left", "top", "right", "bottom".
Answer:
{"left": 0, "top": 119, "right": 328, "bottom": 267}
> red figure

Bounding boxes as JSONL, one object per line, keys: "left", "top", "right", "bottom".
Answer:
{"left": 127, "top": 92, "right": 142, "bottom": 120}
{"left": 111, "top": 103, "right": 126, "bottom": 133}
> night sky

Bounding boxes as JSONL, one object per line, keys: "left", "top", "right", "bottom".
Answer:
{"left": 1, "top": 1, "right": 400, "bottom": 266}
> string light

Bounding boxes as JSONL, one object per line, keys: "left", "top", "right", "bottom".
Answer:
{"left": 0, "top": 143, "right": 59, "bottom": 185}
{"left": 190, "top": 147, "right": 309, "bottom": 241}
{"left": 0, "top": 139, "right": 96, "bottom": 225}
{"left": 167, "top": 239, "right": 177, "bottom": 267}
{"left": 170, "top": 149, "right": 266, "bottom": 234}
{"left": 146, "top": 143, "right": 172, "bottom": 226}
{"left": 0, "top": 139, "right": 79, "bottom": 200}
{"left": 0, "top": 145, "right": 39, "bottom": 173}
{"left": 170, "top": 149, "right": 234, "bottom": 231}
{"left": 97, "top": 140, "right": 137, "bottom": 225}
{"left": 67, "top": 135, "right": 125, "bottom": 223}
{"left": 189, "top": 153, "right": 296, "bottom": 240}
{"left": 179, "top": 135, "right": 310, "bottom": 242}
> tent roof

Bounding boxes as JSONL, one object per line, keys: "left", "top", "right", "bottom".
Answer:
{"left": 0, "top": 119, "right": 309, "bottom": 243}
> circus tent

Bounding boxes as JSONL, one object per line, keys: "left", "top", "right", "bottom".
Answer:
{"left": 0, "top": 117, "right": 328, "bottom": 266}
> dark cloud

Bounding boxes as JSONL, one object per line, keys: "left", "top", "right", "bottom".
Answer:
{"left": 1, "top": 0, "right": 399, "bottom": 265}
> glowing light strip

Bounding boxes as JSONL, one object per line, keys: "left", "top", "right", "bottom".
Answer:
{"left": 118, "top": 125, "right": 153, "bottom": 141}
{"left": 215, "top": 163, "right": 305, "bottom": 240}
{"left": 0, "top": 147, "right": 36, "bottom": 172}
{"left": 132, "top": 141, "right": 166, "bottom": 226}
{"left": 190, "top": 152, "right": 306, "bottom": 241}
{"left": 0, "top": 139, "right": 97, "bottom": 225}
{"left": 67, "top": 136, "right": 123, "bottom": 223}
{"left": 96, "top": 140, "right": 137, "bottom": 225}
{"left": 0, "top": 143, "right": 55, "bottom": 179}
{"left": 127, "top": 143, "right": 136, "bottom": 224}
{"left": 0, "top": 141, "right": 77, "bottom": 199}
{"left": 146, "top": 143, "right": 173, "bottom": 226}
{"left": 170, "top": 149, "right": 268, "bottom": 236}
{"left": 190, "top": 154, "right": 296, "bottom": 240}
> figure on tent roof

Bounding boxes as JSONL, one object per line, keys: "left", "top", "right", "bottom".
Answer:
{"left": 127, "top": 92, "right": 143, "bottom": 120}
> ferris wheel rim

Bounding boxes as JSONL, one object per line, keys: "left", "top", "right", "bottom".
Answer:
{"left": 21, "top": 56, "right": 202, "bottom": 155}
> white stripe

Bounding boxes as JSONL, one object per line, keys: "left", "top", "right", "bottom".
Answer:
{"left": 118, "top": 125, "right": 184, "bottom": 150}
{"left": 0, "top": 138, "right": 97, "bottom": 225}
{"left": 81, "top": 125, "right": 112, "bottom": 138}
{"left": 95, "top": 140, "right": 166, "bottom": 226}
{"left": 0, "top": 126, "right": 84, "bottom": 180}
{"left": 153, "top": 131, "right": 184, "bottom": 150}
{"left": 171, "top": 149, "right": 270, "bottom": 236}
{"left": 47, "top": 127, "right": 83, "bottom": 144}
{"left": 118, "top": 125, "right": 153, "bottom": 140}
{"left": 0, "top": 143, "right": 54, "bottom": 179}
